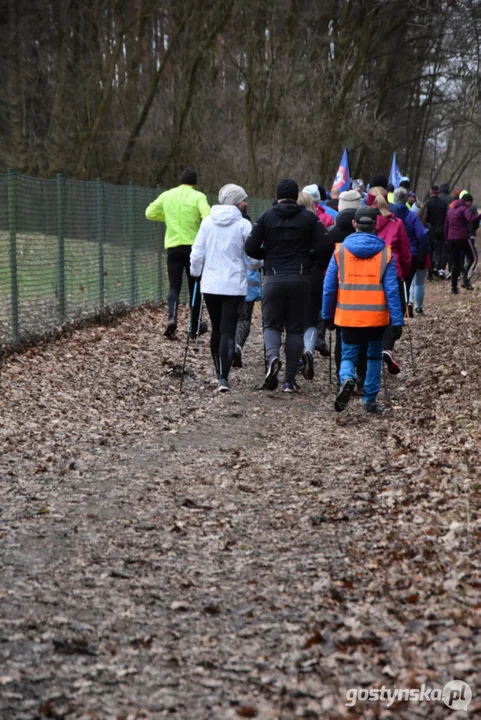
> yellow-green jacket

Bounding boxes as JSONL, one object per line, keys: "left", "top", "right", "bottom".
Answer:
{"left": 145, "top": 184, "right": 211, "bottom": 248}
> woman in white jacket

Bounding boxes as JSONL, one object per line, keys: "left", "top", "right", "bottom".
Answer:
{"left": 190, "top": 184, "right": 254, "bottom": 392}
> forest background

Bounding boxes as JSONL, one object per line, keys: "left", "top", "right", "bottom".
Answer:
{"left": 2, "top": 0, "right": 481, "bottom": 198}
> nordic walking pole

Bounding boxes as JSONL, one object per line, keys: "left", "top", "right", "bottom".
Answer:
{"left": 403, "top": 281, "right": 416, "bottom": 375}
{"left": 180, "top": 281, "right": 198, "bottom": 392}
{"left": 382, "top": 357, "right": 390, "bottom": 404}
{"left": 328, "top": 330, "right": 333, "bottom": 384}
{"left": 194, "top": 293, "right": 204, "bottom": 353}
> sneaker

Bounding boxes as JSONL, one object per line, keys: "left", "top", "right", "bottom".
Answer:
{"left": 382, "top": 350, "right": 400, "bottom": 375}
{"left": 264, "top": 357, "right": 282, "bottom": 390}
{"left": 438, "top": 269, "right": 446, "bottom": 279}
{"left": 364, "top": 400, "right": 384, "bottom": 414}
{"left": 316, "top": 338, "right": 330, "bottom": 357}
{"left": 415, "top": 307, "right": 423, "bottom": 315}
{"left": 355, "top": 375, "right": 365, "bottom": 393}
{"left": 302, "top": 350, "right": 314, "bottom": 380}
{"left": 283, "top": 381, "right": 298, "bottom": 393}
{"left": 334, "top": 378, "right": 356, "bottom": 412}
{"left": 164, "top": 319, "right": 177, "bottom": 337}
{"left": 450, "top": 286, "right": 458, "bottom": 295}
{"left": 407, "top": 303, "right": 414, "bottom": 318}
{"left": 446, "top": 271, "right": 452, "bottom": 280}
{"left": 191, "top": 321, "right": 208, "bottom": 339}
{"left": 462, "top": 280, "right": 474, "bottom": 290}
{"left": 232, "top": 345, "right": 243, "bottom": 368}
{"left": 217, "top": 378, "right": 230, "bottom": 393}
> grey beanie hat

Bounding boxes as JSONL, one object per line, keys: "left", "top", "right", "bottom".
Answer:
{"left": 394, "top": 187, "right": 408, "bottom": 204}
{"left": 218, "top": 183, "right": 248, "bottom": 206}
{"left": 339, "top": 189, "right": 362, "bottom": 212}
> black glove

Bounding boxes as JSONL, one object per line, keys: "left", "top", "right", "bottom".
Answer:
{"left": 324, "top": 318, "right": 336, "bottom": 332}
{"left": 392, "top": 326, "right": 403, "bottom": 341}
{"left": 190, "top": 275, "right": 201, "bottom": 283}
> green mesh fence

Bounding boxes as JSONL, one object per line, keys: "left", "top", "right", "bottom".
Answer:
{"left": 0, "top": 172, "right": 272, "bottom": 348}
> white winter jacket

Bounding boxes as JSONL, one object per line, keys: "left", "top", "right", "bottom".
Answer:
{"left": 190, "top": 206, "right": 254, "bottom": 296}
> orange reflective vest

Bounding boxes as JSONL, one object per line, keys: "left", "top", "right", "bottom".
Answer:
{"left": 334, "top": 244, "right": 391, "bottom": 327}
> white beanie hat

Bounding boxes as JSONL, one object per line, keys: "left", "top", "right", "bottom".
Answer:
{"left": 218, "top": 183, "right": 247, "bottom": 206}
{"left": 302, "top": 184, "right": 321, "bottom": 203}
{"left": 339, "top": 190, "right": 362, "bottom": 212}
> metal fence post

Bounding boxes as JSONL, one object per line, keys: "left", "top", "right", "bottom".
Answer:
{"left": 128, "top": 181, "right": 136, "bottom": 305}
{"left": 7, "top": 169, "right": 19, "bottom": 338}
{"left": 97, "top": 178, "right": 105, "bottom": 309}
{"left": 57, "top": 173, "right": 66, "bottom": 319}
{"left": 156, "top": 183, "right": 163, "bottom": 302}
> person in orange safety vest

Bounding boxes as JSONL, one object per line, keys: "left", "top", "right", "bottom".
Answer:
{"left": 322, "top": 207, "right": 403, "bottom": 414}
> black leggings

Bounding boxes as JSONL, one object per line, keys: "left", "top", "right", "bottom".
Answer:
{"left": 204, "top": 294, "right": 244, "bottom": 380}
{"left": 166, "top": 245, "right": 201, "bottom": 326}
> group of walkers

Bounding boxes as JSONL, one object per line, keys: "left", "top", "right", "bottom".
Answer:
{"left": 145, "top": 169, "right": 478, "bottom": 413}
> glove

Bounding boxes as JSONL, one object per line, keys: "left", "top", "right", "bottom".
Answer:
{"left": 324, "top": 318, "right": 336, "bottom": 332}
{"left": 392, "top": 326, "right": 403, "bottom": 341}
{"left": 190, "top": 275, "right": 201, "bottom": 283}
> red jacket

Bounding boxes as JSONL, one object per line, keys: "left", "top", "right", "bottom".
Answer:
{"left": 376, "top": 213, "right": 412, "bottom": 279}
{"left": 315, "top": 204, "right": 335, "bottom": 228}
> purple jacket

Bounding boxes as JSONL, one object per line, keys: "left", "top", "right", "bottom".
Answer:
{"left": 445, "top": 200, "right": 481, "bottom": 241}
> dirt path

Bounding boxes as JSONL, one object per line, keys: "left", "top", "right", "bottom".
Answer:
{"left": 1, "top": 283, "right": 480, "bottom": 719}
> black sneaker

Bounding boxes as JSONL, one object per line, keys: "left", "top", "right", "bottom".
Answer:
{"left": 407, "top": 303, "right": 414, "bottom": 318}
{"left": 164, "top": 319, "right": 177, "bottom": 337}
{"left": 316, "top": 338, "right": 330, "bottom": 357}
{"left": 415, "top": 307, "right": 423, "bottom": 315}
{"left": 334, "top": 378, "right": 355, "bottom": 413}
{"left": 218, "top": 377, "right": 230, "bottom": 393}
{"left": 462, "top": 280, "right": 474, "bottom": 290}
{"left": 302, "top": 350, "right": 314, "bottom": 380}
{"left": 364, "top": 401, "right": 383, "bottom": 414}
{"left": 450, "top": 286, "right": 458, "bottom": 295}
{"left": 264, "top": 357, "right": 282, "bottom": 390}
{"left": 191, "top": 321, "right": 208, "bottom": 339}
{"left": 232, "top": 345, "right": 243, "bottom": 368}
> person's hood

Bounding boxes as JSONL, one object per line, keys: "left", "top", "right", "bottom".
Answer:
{"left": 395, "top": 203, "right": 410, "bottom": 220}
{"left": 210, "top": 204, "right": 243, "bottom": 226}
{"left": 452, "top": 199, "right": 467, "bottom": 210}
{"left": 334, "top": 208, "right": 357, "bottom": 232}
{"left": 376, "top": 212, "right": 396, "bottom": 232}
{"left": 343, "top": 232, "right": 386, "bottom": 258}
{"left": 272, "top": 200, "right": 304, "bottom": 218}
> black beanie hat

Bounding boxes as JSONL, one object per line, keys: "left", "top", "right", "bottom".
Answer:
{"left": 317, "top": 184, "right": 327, "bottom": 201}
{"left": 370, "top": 174, "right": 388, "bottom": 190}
{"left": 439, "top": 183, "right": 449, "bottom": 194}
{"left": 180, "top": 168, "right": 198, "bottom": 185}
{"left": 276, "top": 178, "right": 299, "bottom": 200}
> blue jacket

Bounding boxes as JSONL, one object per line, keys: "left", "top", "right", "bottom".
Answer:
{"left": 394, "top": 204, "right": 429, "bottom": 256}
{"left": 246, "top": 266, "right": 262, "bottom": 302}
{"left": 322, "top": 232, "right": 404, "bottom": 327}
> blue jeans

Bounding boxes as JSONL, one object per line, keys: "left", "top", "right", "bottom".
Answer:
{"left": 409, "top": 269, "right": 426, "bottom": 309}
{"left": 340, "top": 334, "right": 383, "bottom": 403}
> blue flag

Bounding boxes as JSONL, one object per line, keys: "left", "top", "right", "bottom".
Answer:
{"left": 389, "top": 152, "right": 403, "bottom": 189}
{"left": 331, "top": 147, "right": 350, "bottom": 194}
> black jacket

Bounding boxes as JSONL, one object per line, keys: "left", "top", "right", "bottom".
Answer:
{"left": 425, "top": 196, "right": 448, "bottom": 236}
{"left": 245, "top": 200, "right": 333, "bottom": 274}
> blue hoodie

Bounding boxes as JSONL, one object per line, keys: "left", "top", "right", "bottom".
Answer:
{"left": 322, "top": 232, "right": 404, "bottom": 327}
{"left": 394, "top": 204, "right": 429, "bottom": 256}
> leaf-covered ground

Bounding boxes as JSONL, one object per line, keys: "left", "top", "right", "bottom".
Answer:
{"left": 1, "top": 281, "right": 480, "bottom": 720}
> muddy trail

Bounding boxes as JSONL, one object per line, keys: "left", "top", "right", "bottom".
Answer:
{"left": 0, "top": 281, "right": 480, "bottom": 719}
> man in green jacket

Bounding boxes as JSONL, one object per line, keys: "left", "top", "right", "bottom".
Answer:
{"left": 145, "top": 168, "right": 211, "bottom": 337}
